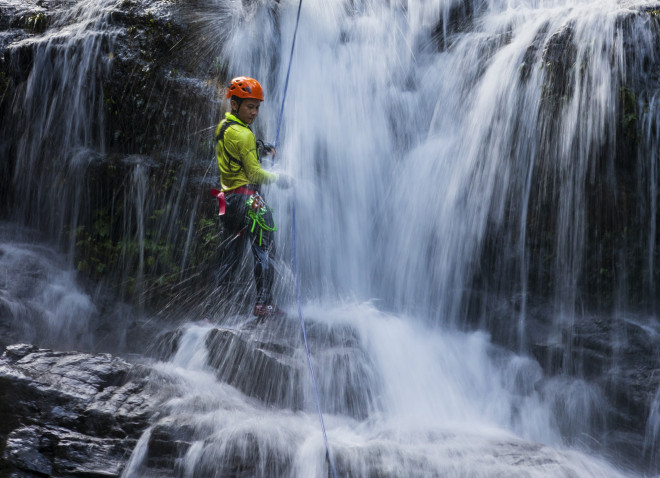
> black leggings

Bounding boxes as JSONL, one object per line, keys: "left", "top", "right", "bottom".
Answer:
{"left": 222, "top": 192, "right": 276, "bottom": 304}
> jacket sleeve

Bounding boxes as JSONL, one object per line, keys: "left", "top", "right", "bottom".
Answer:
{"left": 227, "top": 126, "right": 278, "bottom": 185}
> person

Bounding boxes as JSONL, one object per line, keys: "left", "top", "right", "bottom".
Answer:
{"left": 214, "top": 76, "right": 290, "bottom": 317}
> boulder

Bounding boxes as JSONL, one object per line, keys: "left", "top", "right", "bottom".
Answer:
{"left": 204, "top": 319, "right": 381, "bottom": 420}
{"left": 0, "top": 344, "right": 158, "bottom": 477}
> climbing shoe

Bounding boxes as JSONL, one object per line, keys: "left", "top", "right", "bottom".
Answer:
{"left": 253, "top": 304, "right": 285, "bottom": 318}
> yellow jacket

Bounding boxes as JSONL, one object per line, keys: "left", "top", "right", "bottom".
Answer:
{"left": 215, "top": 112, "right": 277, "bottom": 191}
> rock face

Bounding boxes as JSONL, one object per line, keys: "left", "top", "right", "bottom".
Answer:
{"left": 0, "top": 0, "right": 224, "bottom": 309}
{"left": 0, "top": 344, "right": 157, "bottom": 477}
{"left": 0, "top": 317, "right": 653, "bottom": 476}
{"left": 152, "top": 318, "right": 381, "bottom": 420}
{"left": 0, "top": 318, "right": 382, "bottom": 477}
{"left": 0, "top": 0, "right": 659, "bottom": 475}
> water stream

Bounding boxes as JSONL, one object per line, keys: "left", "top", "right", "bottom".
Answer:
{"left": 125, "top": 0, "right": 658, "bottom": 474}
{"left": 122, "top": 304, "right": 632, "bottom": 477}
{"left": 2, "top": 0, "right": 660, "bottom": 475}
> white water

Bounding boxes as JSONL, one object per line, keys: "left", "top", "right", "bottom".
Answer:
{"left": 9, "top": 0, "right": 120, "bottom": 245}
{"left": 124, "top": 0, "right": 659, "bottom": 475}
{"left": 0, "top": 224, "right": 96, "bottom": 349}
{"left": 123, "top": 304, "right": 633, "bottom": 477}
{"left": 0, "top": 223, "right": 147, "bottom": 353}
{"left": 3, "top": 0, "right": 657, "bottom": 475}
{"left": 213, "top": 0, "right": 660, "bottom": 331}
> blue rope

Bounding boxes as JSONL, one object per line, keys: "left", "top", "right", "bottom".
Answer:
{"left": 274, "top": 1, "right": 339, "bottom": 477}
{"left": 292, "top": 191, "right": 339, "bottom": 478}
{"left": 273, "top": 0, "right": 303, "bottom": 150}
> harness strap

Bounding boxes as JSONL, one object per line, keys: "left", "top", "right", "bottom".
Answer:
{"left": 228, "top": 186, "right": 257, "bottom": 196}
{"left": 215, "top": 119, "right": 244, "bottom": 172}
{"left": 210, "top": 185, "right": 258, "bottom": 216}
{"left": 210, "top": 189, "right": 225, "bottom": 216}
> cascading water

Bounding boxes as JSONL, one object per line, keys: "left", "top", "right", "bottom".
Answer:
{"left": 1, "top": 0, "right": 659, "bottom": 475}
{"left": 210, "top": 0, "right": 660, "bottom": 331}
{"left": 119, "top": 0, "right": 658, "bottom": 476}
{"left": 0, "top": 223, "right": 96, "bottom": 350}
{"left": 122, "top": 305, "right": 634, "bottom": 477}
{"left": 7, "top": 0, "right": 119, "bottom": 243}
{"left": 2, "top": 0, "right": 218, "bottom": 300}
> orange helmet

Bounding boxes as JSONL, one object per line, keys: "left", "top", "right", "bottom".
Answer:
{"left": 225, "top": 76, "right": 264, "bottom": 101}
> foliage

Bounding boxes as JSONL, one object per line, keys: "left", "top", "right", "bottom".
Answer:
{"left": 69, "top": 158, "right": 224, "bottom": 305}
{"left": 24, "top": 13, "right": 49, "bottom": 33}
{"left": 620, "top": 86, "right": 638, "bottom": 141}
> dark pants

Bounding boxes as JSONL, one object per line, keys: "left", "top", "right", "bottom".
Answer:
{"left": 222, "top": 191, "right": 276, "bottom": 305}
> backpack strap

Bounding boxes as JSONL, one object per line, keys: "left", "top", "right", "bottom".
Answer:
{"left": 215, "top": 119, "right": 244, "bottom": 172}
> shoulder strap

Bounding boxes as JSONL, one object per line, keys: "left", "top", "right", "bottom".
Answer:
{"left": 216, "top": 120, "right": 244, "bottom": 172}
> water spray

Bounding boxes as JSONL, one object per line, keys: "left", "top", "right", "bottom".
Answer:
{"left": 273, "top": 0, "right": 339, "bottom": 476}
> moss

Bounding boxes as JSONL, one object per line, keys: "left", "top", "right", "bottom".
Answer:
{"left": 619, "top": 86, "right": 638, "bottom": 141}
{"left": 74, "top": 208, "right": 223, "bottom": 301}
{"left": 24, "top": 12, "right": 49, "bottom": 33}
{"left": 68, "top": 155, "right": 225, "bottom": 306}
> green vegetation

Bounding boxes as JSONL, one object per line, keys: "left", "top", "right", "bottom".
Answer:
{"left": 73, "top": 201, "right": 223, "bottom": 298}
{"left": 620, "top": 86, "right": 638, "bottom": 141}
{"left": 66, "top": 155, "right": 224, "bottom": 304}
{"left": 25, "top": 12, "right": 49, "bottom": 33}
{"left": 74, "top": 210, "right": 121, "bottom": 275}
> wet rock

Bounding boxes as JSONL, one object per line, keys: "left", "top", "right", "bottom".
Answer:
{"left": 206, "top": 326, "right": 304, "bottom": 410}
{"left": 191, "top": 431, "right": 293, "bottom": 478}
{"left": 530, "top": 314, "right": 660, "bottom": 470}
{"left": 432, "top": 0, "right": 488, "bottom": 51}
{"left": 5, "top": 425, "right": 127, "bottom": 477}
{"left": 0, "top": 0, "right": 221, "bottom": 306}
{"left": 147, "top": 327, "right": 184, "bottom": 362}
{"left": 144, "top": 416, "right": 196, "bottom": 471}
{"left": 203, "top": 319, "right": 380, "bottom": 420}
{"left": 0, "top": 344, "right": 159, "bottom": 477}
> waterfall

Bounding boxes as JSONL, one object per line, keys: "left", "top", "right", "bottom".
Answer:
{"left": 7, "top": 0, "right": 119, "bottom": 244}
{"left": 2, "top": 0, "right": 660, "bottom": 475}
{"left": 128, "top": 0, "right": 656, "bottom": 474}
{"left": 2, "top": 0, "right": 218, "bottom": 300}
{"left": 639, "top": 93, "right": 660, "bottom": 305}
{"left": 0, "top": 224, "right": 96, "bottom": 350}
{"left": 118, "top": 0, "right": 658, "bottom": 474}
{"left": 123, "top": 304, "right": 632, "bottom": 477}
{"left": 208, "top": 0, "right": 660, "bottom": 333}
{"left": 646, "top": 382, "right": 660, "bottom": 469}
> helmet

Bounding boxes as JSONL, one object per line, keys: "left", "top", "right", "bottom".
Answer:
{"left": 226, "top": 76, "right": 264, "bottom": 101}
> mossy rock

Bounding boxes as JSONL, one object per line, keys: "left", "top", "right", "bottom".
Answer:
{"left": 23, "top": 12, "right": 49, "bottom": 33}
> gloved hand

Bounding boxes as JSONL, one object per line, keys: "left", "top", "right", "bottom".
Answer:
{"left": 276, "top": 173, "right": 293, "bottom": 189}
{"left": 257, "top": 140, "right": 276, "bottom": 160}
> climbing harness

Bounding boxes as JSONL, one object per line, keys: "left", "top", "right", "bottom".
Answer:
{"left": 210, "top": 185, "right": 257, "bottom": 216}
{"left": 274, "top": 0, "right": 339, "bottom": 477}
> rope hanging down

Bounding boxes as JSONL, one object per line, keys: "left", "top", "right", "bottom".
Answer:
{"left": 273, "top": 0, "right": 302, "bottom": 150}
{"left": 274, "top": 1, "right": 339, "bottom": 477}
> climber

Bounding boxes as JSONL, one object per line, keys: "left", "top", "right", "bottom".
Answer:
{"left": 213, "top": 76, "right": 290, "bottom": 317}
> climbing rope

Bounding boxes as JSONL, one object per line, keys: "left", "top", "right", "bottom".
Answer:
{"left": 274, "top": 1, "right": 339, "bottom": 477}
{"left": 273, "top": 0, "right": 302, "bottom": 151}
{"left": 246, "top": 193, "right": 276, "bottom": 246}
